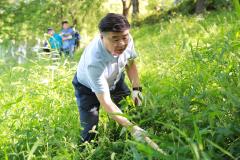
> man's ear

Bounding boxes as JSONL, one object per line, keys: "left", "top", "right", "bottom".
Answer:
{"left": 100, "top": 32, "right": 107, "bottom": 39}
{"left": 100, "top": 33, "right": 104, "bottom": 39}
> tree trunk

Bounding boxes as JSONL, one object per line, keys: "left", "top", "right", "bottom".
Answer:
{"left": 122, "top": 0, "right": 131, "bottom": 17}
{"left": 131, "top": 0, "right": 139, "bottom": 19}
{"left": 132, "top": 0, "right": 139, "bottom": 19}
{"left": 174, "top": 0, "right": 181, "bottom": 5}
{"left": 73, "top": 19, "right": 78, "bottom": 28}
{"left": 69, "top": 10, "right": 78, "bottom": 28}
{"left": 195, "top": 0, "right": 205, "bottom": 14}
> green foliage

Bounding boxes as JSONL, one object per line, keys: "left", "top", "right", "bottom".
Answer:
{"left": 133, "top": 10, "right": 240, "bottom": 159}
{"left": 147, "top": 0, "right": 176, "bottom": 13}
{"left": 146, "top": 0, "right": 233, "bottom": 15}
{"left": 0, "top": 8, "right": 240, "bottom": 160}
{"left": 0, "top": 0, "right": 106, "bottom": 43}
{"left": 232, "top": 0, "right": 240, "bottom": 16}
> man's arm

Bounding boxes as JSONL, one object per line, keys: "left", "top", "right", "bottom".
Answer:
{"left": 125, "top": 60, "right": 140, "bottom": 88}
{"left": 62, "top": 34, "right": 73, "bottom": 41}
{"left": 96, "top": 92, "right": 146, "bottom": 141}
{"left": 63, "top": 28, "right": 74, "bottom": 40}
{"left": 96, "top": 92, "right": 132, "bottom": 127}
{"left": 59, "top": 30, "right": 73, "bottom": 41}
{"left": 126, "top": 60, "right": 143, "bottom": 106}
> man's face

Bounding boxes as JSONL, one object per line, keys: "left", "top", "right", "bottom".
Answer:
{"left": 63, "top": 23, "right": 69, "bottom": 29}
{"left": 102, "top": 29, "right": 129, "bottom": 56}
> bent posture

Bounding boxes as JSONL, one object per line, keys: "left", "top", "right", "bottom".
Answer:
{"left": 72, "top": 13, "right": 144, "bottom": 142}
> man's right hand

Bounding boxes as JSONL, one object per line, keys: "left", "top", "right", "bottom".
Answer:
{"left": 96, "top": 92, "right": 146, "bottom": 141}
{"left": 131, "top": 125, "right": 146, "bottom": 142}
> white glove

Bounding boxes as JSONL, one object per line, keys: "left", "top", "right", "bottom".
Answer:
{"left": 131, "top": 125, "right": 146, "bottom": 142}
{"left": 131, "top": 126, "right": 167, "bottom": 155}
{"left": 132, "top": 90, "right": 143, "bottom": 106}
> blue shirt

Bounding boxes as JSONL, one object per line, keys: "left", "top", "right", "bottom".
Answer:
{"left": 60, "top": 28, "right": 75, "bottom": 49}
{"left": 49, "top": 33, "right": 62, "bottom": 49}
{"left": 76, "top": 34, "right": 137, "bottom": 94}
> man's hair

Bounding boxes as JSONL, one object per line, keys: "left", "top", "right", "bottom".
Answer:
{"left": 62, "top": 20, "right": 68, "bottom": 26}
{"left": 98, "top": 13, "right": 130, "bottom": 32}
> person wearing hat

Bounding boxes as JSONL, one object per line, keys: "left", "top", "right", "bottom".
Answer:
{"left": 72, "top": 13, "right": 145, "bottom": 143}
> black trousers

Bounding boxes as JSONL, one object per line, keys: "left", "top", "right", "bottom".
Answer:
{"left": 72, "top": 73, "right": 131, "bottom": 142}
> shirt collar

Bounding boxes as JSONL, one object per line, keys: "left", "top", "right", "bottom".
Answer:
{"left": 99, "top": 35, "right": 118, "bottom": 61}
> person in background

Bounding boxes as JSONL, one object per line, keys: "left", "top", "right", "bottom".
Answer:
{"left": 60, "top": 21, "right": 75, "bottom": 57}
{"left": 72, "top": 13, "right": 145, "bottom": 143}
{"left": 47, "top": 28, "right": 62, "bottom": 55}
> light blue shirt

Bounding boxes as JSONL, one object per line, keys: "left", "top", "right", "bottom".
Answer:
{"left": 76, "top": 34, "right": 137, "bottom": 94}
{"left": 60, "top": 28, "right": 75, "bottom": 49}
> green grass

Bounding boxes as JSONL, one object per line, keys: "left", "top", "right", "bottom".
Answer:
{"left": 0, "top": 10, "right": 240, "bottom": 159}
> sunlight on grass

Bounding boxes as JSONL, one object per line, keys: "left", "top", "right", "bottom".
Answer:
{"left": 0, "top": 10, "right": 239, "bottom": 159}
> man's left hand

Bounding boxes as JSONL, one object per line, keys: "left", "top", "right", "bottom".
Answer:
{"left": 132, "top": 90, "right": 143, "bottom": 106}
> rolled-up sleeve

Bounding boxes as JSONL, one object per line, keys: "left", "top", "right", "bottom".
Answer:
{"left": 86, "top": 64, "right": 109, "bottom": 94}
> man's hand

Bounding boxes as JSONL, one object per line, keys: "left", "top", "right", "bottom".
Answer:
{"left": 132, "top": 125, "right": 167, "bottom": 155}
{"left": 131, "top": 125, "right": 146, "bottom": 142}
{"left": 132, "top": 90, "right": 143, "bottom": 106}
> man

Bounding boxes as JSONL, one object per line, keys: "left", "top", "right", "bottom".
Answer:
{"left": 47, "top": 28, "right": 62, "bottom": 54}
{"left": 60, "top": 21, "right": 75, "bottom": 57}
{"left": 72, "top": 13, "right": 145, "bottom": 143}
